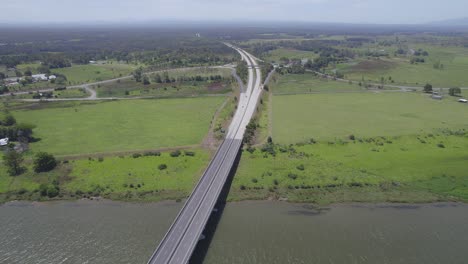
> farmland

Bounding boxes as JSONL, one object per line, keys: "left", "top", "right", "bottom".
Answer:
{"left": 272, "top": 92, "right": 468, "bottom": 144}
{"left": 270, "top": 72, "right": 367, "bottom": 94}
{"left": 231, "top": 132, "right": 468, "bottom": 203}
{"left": 52, "top": 63, "right": 136, "bottom": 85}
{"left": 12, "top": 97, "right": 224, "bottom": 156}
{"left": 230, "top": 71, "right": 468, "bottom": 204}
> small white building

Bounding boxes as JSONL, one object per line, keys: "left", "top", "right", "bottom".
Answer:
{"left": 32, "top": 74, "right": 48, "bottom": 81}
{"left": 0, "top": 138, "right": 9, "bottom": 146}
{"left": 458, "top": 99, "right": 468, "bottom": 103}
{"left": 48, "top": 75, "right": 57, "bottom": 80}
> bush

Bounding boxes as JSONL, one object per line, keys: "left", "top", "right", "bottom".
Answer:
{"left": 39, "top": 183, "right": 59, "bottom": 198}
{"left": 144, "top": 151, "right": 161, "bottom": 157}
{"left": 170, "top": 150, "right": 181, "bottom": 157}
{"left": 184, "top": 151, "right": 195, "bottom": 157}
{"left": 423, "top": 83, "right": 433, "bottom": 93}
{"left": 33, "top": 152, "right": 57, "bottom": 173}
{"left": 288, "top": 173, "right": 298, "bottom": 180}
{"left": 349, "top": 134, "right": 355, "bottom": 140}
{"left": 158, "top": 164, "right": 167, "bottom": 170}
{"left": 98, "top": 157, "right": 104, "bottom": 162}
{"left": 437, "top": 143, "right": 445, "bottom": 148}
{"left": 240, "top": 185, "right": 246, "bottom": 190}
{"left": 252, "top": 178, "right": 258, "bottom": 183}
{"left": 132, "top": 153, "right": 142, "bottom": 158}
{"left": 296, "top": 164, "right": 305, "bottom": 171}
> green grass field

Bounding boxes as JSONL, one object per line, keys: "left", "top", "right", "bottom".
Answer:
{"left": 0, "top": 148, "right": 211, "bottom": 202}
{"left": 270, "top": 72, "right": 366, "bottom": 94}
{"left": 13, "top": 88, "right": 90, "bottom": 99}
{"left": 272, "top": 93, "right": 468, "bottom": 144}
{"left": 338, "top": 45, "right": 468, "bottom": 87}
{"left": 231, "top": 133, "right": 468, "bottom": 203}
{"left": 66, "top": 148, "right": 210, "bottom": 200}
{"left": 264, "top": 48, "right": 318, "bottom": 63}
{"left": 52, "top": 63, "right": 136, "bottom": 85}
{"left": 12, "top": 98, "right": 224, "bottom": 155}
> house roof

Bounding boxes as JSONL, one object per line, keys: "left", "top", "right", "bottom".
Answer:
{"left": 0, "top": 138, "right": 8, "bottom": 146}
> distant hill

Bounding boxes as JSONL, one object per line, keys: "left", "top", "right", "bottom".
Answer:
{"left": 430, "top": 17, "right": 468, "bottom": 26}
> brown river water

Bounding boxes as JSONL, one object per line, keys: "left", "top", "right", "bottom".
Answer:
{"left": 0, "top": 200, "right": 467, "bottom": 264}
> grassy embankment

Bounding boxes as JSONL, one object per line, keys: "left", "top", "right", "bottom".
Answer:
{"left": 230, "top": 74, "right": 468, "bottom": 204}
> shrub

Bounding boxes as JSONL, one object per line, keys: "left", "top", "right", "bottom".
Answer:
{"left": 144, "top": 151, "right": 161, "bottom": 157}
{"left": 132, "top": 153, "right": 142, "bottom": 158}
{"left": 273, "top": 179, "right": 279, "bottom": 185}
{"left": 348, "top": 134, "right": 355, "bottom": 140}
{"left": 158, "top": 164, "right": 167, "bottom": 170}
{"left": 170, "top": 150, "right": 181, "bottom": 157}
{"left": 296, "top": 164, "right": 305, "bottom": 171}
{"left": 98, "top": 157, "right": 104, "bottom": 162}
{"left": 240, "top": 185, "right": 246, "bottom": 190}
{"left": 184, "top": 151, "right": 195, "bottom": 157}
{"left": 251, "top": 178, "right": 258, "bottom": 183}
{"left": 288, "top": 173, "right": 298, "bottom": 180}
{"left": 33, "top": 152, "right": 57, "bottom": 173}
{"left": 437, "top": 143, "right": 445, "bottom": 148}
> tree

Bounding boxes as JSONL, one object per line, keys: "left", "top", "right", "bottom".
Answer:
{"left": 154, "top": 73, "right": 162, "bottom": 83}
{"left": 16, "top": 122, "right": 36, "bottom": 142}
{"left": 423, "top": 83, "right": 433, "bottom": 93}
{"left": 143, "top": 75, "right": 150, "bottom": 85}
{"left": 448, "top": 87, "right": 461, "bottom": 96}
{"left": 33, "top": 152, "right": 57, "bottom": 173}
{"left": 24, "top": 69, "right": 32, "bottom": 76}
{"left": 3, "top": 114, "right": 16, "bottom": 126}
{"left": 133, "top": 67, "right": 143, "bottom": 82}
{"left": 3, "top": 151, "right": 24, "bottom": 176}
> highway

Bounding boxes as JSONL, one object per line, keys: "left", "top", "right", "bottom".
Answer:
{"left": 147, "top": 44, "right": 263, "bottom": 264}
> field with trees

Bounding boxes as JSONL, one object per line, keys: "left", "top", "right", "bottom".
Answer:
{"left": 231, "top": 67, "right": 468, "bottom": 204}
{"left": 2, "top": 25, "right": 468, "bottom": 205}
{"left": 95, "top": 67, "right": 234, "bottom": 98}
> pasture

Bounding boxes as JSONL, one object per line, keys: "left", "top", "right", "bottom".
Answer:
{"left": 12, "top": 97, "right": 224, "bottom": 155}
{"left": 339, "top": 45, "right": 468, "bottom": 87}
{"left": 270, "top": 72, "right": 366, "bottom": 94}
{"left": 232, "top": 132, "right": 468, "bottom": 203}
{"left": 272, "top": 92, "right": 468, "bottom": 144}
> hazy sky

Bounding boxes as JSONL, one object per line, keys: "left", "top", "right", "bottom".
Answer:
{"left": 1, "top": 0, "right": 467, "bottom": 24}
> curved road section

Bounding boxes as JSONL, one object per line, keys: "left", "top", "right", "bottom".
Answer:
{"left": 147, "top": 44, "right": 262, "bottom": 264}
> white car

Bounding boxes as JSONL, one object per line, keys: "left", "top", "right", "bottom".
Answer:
{"left": 458, "top": 99, "right": 468, "bottom": 103}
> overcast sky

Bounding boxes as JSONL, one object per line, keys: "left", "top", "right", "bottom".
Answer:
{"left": 1, "top": 0, "right": 467, "bottom": 24}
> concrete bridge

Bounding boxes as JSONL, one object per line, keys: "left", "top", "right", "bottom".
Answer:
{"left": 147, "top": 44, "right": 263, "bottom": 264}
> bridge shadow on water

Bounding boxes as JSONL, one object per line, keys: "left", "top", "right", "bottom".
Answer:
{"left": 189, "top": 145, "right": 243, "bottom": 264}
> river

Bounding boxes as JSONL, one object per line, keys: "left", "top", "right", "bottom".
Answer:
{"left": 0, "top": 200, "right": 467, "bottom": 264}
